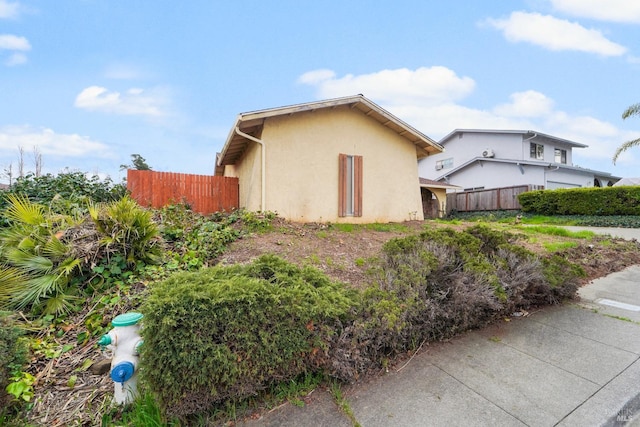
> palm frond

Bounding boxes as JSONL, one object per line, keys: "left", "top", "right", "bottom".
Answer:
{"left": 613, "top": 137, "right": 640, "bottom": 164}
{"left": 622, "top": 103, "right": 640, "bottom": 120}
{"left": 12, "top": 274, "right": 59, "bottom": 309}
{"left": 42, "top": 293, "right": 78, "bottom": 315}
{"left": 3, "top": 193, "right": 45, "bottom": 226}
{"left": 0, "top": 266, "right": 26, "bottom": 308}
{"left": 42, "top": 235, "right": 71, "bottom": 259}
{"left": 4, "top": 248, "right": 54, "bottom": 274}
{"left": 56, "top": 257, "right": 82, "bottom": 278}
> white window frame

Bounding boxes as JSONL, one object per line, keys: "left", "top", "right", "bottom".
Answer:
{"left": 530, "top": 142, "right": 544, "bottom": 160}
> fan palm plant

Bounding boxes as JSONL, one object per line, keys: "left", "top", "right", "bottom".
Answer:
{"left": 89, "top": 196, "right": 160, "bottom": 264}
{"left": 0, "top": 194, "right": 82, "bottom": 315}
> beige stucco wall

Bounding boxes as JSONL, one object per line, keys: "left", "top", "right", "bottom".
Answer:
{"left": 231, "top": 106, "right": 425, "bottom": 223}
{"left": 223, "top": 141, "right": 262, "bottom": 210}
{"left": 430, "top": 188, "right": 447, "bottom": 218}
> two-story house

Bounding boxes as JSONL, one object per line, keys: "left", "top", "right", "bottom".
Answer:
{"left": 418, "top": 129, "right": 620, "bottom": 191}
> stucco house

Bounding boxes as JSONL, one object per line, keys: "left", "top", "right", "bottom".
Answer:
{"left": 215, "top": 95, "right": 444, "bottom": 222}
{"left": 418, "top": 129, "right": 620, "bottom": 191}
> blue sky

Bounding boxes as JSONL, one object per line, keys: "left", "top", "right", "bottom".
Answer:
{"left": 1, "top": 0, "right": 639, "bottom": 184}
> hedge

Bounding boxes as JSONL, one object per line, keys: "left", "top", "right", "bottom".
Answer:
{"left": 140, "top": 255, "right": 357, "bottom": 417}
{"left": 518, "top": 186, "right": 640, "bottom": 216}
{"left": 140, "top": 226, "right": 584, "bottom": 419}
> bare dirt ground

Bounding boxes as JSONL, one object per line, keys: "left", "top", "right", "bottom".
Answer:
{"left": 219, "top": 218, "right": 640, "bottom": 288}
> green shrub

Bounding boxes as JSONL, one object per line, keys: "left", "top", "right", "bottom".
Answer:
{"left": 158, "top": 205, "right": 276, "bottom": 270}
{"left": 89, "top": 196, "right": 161, "bottom": 265}
{"left": 331, "top": 225, "right": 582, "bottom": 380}
{"left": 140, "top": 226, "right": 584, "bottom": 419}
{"left": 5, "top": 172, "right": 126, "bottom": 206}
{"left": 0, "top": 195, "right": 161, "bottom": 316}
{"left": 518, "top": 186, "right": 640, "bottom": 216}
{"left": 0, "top": 312, "right": 28, "bottom": 411}
{"left": 0, "top": 194, "right": 83, "bottom": 315}
{"left": 140, "top": 255, "right": 356, "bottom": 418}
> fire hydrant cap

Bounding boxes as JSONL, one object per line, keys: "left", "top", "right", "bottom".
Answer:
{"left": 97, "top": 335, "right": 111, "bottom": 346}
{"left": 110, "top": 361, "right": 135, "bottom": 383}
{"left": 112, "top": 312, "right": 143, "bottom": 327}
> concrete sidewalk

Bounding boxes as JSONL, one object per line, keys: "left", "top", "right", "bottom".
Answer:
{"left": 239, "top": 265, "right": 640, "bottom": 427}
{"left": 560, "top": 226, "right": 640, "bottom": 241}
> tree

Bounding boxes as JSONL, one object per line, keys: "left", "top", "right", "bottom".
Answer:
{"left": 613, "top": 103, "right": 640, "bottom": 164}
{"left": 33, "top": 146, "right": 42, "bottom": 177}
{"left": 120, "top": 154, "right": 151, "bottom": 171}
{"left": 17, "top": 146, "right": 24, "bottom": 178}
{"left": 2, "top": 163, "right": 13, "bottom": 186}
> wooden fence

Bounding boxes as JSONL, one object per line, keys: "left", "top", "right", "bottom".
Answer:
{"left": 127, "top": 170, "right": 239, "bottom": 214}
{"left": 446, "top": 185, "right": 544, "bottom": 213}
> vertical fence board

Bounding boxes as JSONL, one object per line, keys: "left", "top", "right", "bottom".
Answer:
{"left": 127, "top": 170, "right": 239, "bottom": 214}
{"left": 445, "top": 185, "right": 543, "bottom": 213}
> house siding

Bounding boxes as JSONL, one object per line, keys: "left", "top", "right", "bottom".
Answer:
{"left": 419, "top": 130, "right": 617, "bottom": 191}
{"left": 223, "top": 141, "right": 262, "bottom": 210}
{"left": 445, "top": 162, "right": 545, "bottom": 190}
{"left": 235, "top": 106, "right": 423, "bottom": 223}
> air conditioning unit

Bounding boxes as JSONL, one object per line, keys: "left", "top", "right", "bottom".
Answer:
{"left": 482, "top": 148, "right": 495, "bottom": 158}
{"left": 435, "top": 163, "right": 443, "bottom": 170}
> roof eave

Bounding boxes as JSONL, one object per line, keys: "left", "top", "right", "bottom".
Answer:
{"left": 217, "top": 95, "right": 443, "bottom": 166}
{"left": 438, "top": 129, "right": 588, "bottom": 148}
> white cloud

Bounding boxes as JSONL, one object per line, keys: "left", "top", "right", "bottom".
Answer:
{"left": 550, "top": 0, "right": 640, "bottom": 24}
{"left": 74, "top": 85, "right": 168, "bottom": 117}
{"left": 299, "top": 66, "right": 638, "bottom": 175}
{"left": 0, "top": 34, "right": 30, "bottom": 50}
{"left": 0, "top": 34, "right": 30, "bottom": 65}
{"left": 299, "top": 67, "right": 529, "bottom": 137}
{"left": 298, "top": 66, "right": 475, "bottom": 107}
{"left": 493, "top": 91, "right": 555, "bottom": 118}
{"left": 485, "top": 11, "right": 626, "bottom": 56}
{"left": 0, "top": 0, "right": 20, "bottom": 19}
{"left": 297, "top": 69, "right": 336, "bottom": 85}
{"left": 0, "top": 125, "right": 112, "bottom": 158}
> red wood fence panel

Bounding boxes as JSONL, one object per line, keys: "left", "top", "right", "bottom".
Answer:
{"left": 127, "top": 170, "right": 239, "bottom": 214}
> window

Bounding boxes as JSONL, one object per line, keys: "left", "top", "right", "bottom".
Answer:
{"left": 554, "top": 148, "right": 567, "bottom": 164}
{"left": 530, "top": 142, "right": 544, "bottom": 160}
{"left": 435, "top": 158, "right": 454, "bottom": 170}
{"left": 338, "top": 154, "right": 362, "bottom": 217}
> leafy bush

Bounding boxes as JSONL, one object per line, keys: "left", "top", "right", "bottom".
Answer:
{"left": 89, "top": 196, "right": 161, "bottom": 265}
{"left": 0, "top": 172, "right": 127, "bottom": 228}
{"left": 0, "top": 312, "right": 28, "bottom": 411}
{"left": 0, "top": 195, "right": 161, "bottom": 316}
{"left": 331, "top": 225, "right": 582, "bottom": 380}
{"left": 158, "top": 205, "right": 275, "bottom": 270}
{"left": 0, "top": 194, "right": 83, "bottom": 315}
{"left": 141, "top": 226, "right": 584, "bottom": 418}
{"left": 5, "top": 172, "right": 126, "bottom": 206}
{"left": 518, "top": 186, "right": 640, "bottom": 216}
{"left": 141, "top": 255, "right": 356, "bottom": 418}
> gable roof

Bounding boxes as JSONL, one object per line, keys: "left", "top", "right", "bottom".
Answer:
{"left": 216, "top": 95, "right": 443, "bottom": 171}
{"left": 435, "top": 157, "right": 620, "bottom": 182}
{"left": 419, "top": 177, "right": 461, "bottom": 190}
{"left": 439, "top": 129, "right": 588, "bottom": 148}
